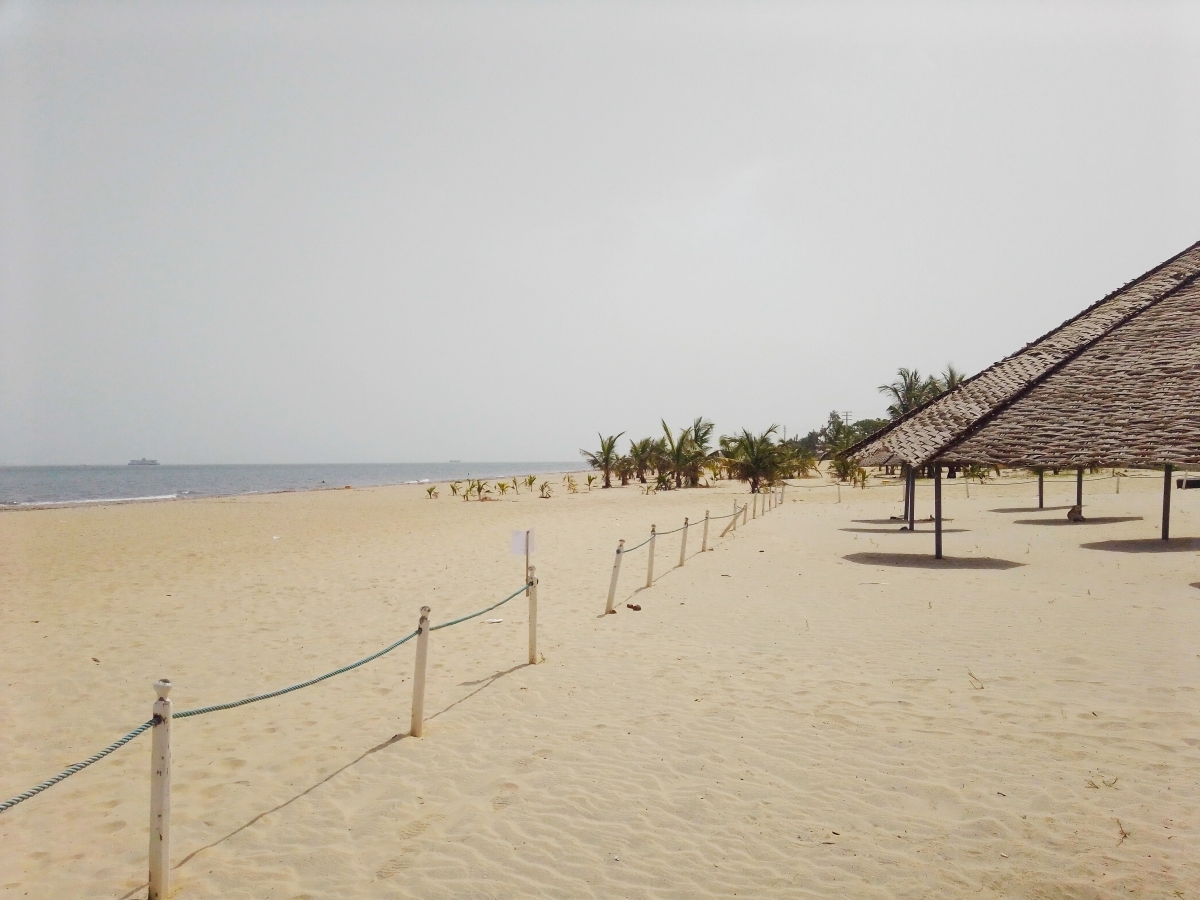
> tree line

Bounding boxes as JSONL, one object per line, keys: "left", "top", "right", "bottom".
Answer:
{"left": 582, "top": 365, "right": 970, "bottom": 492}
{"left": 580, "top": 418, "right": 820, "bottom": 494}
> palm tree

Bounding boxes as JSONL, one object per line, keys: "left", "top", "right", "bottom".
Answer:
{"left": 615, "top": 455, "right": 635, "bottom": 486}
{"left": 722, "top": 426, "right": 782, "bottom": 493}
{"left": 580, "top": 432, "right": 625, "bottom": 488}
{"left": 779, "top": 441, "right": 821, "bottom": 477}
{"left": 878, "top": 368, "right": 935, "bottom": 419}
{"left": 932, "top": 363, "right": 966, "bottom": 395}
{"left": 659, "top": 420, "right": 701, "bottom": 489}
{"left": 628, "top": 437, "right": 657, "bottom": 484}
{"left": 686, "top": 417, "right": 717, "bottom": 486}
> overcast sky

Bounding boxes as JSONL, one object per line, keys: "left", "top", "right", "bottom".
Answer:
{"left": 2, "top": 1, "right": 1198, "bottom": 464}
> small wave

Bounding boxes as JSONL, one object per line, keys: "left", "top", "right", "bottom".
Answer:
{"left": 10, "top": 494, "right": 181, "bottom": 508}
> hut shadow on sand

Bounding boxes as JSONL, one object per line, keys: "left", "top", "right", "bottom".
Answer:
{"left": 989, "top": 505, "right": 1073, "bottom": 514}
{"left": 843, "top": 552, "right": 1024, "bottom": 570}
{"left": 1011, "top": 516, "right": 1143, "bottom": 527}
{"left": 841, "top": 526, "right": 970, "bottom": 534}
{"left": 1082, "top": 537, "right": 1200, "bottom": 554}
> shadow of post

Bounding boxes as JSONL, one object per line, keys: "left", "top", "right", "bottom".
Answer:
{"left": 117, "top": 662, "right": 530, "bottom": 899}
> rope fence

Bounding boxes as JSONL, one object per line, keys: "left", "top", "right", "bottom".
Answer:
{"left": 603, "top": 483, "right": 786, "bottom": 615}
{"left": 1, "top": 571, "right": 540, "bottom": 898}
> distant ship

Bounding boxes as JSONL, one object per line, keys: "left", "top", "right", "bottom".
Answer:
{"left": 128, "top": 458, "right": 160, "bottom": 466}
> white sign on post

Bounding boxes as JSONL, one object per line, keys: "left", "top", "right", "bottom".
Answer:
{"left": 510, "top": 529, "right": 536, "bottom": 555}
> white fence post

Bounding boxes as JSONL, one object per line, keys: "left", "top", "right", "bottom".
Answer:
{"left": 678, "top": 518, "right": 688, "bottom": 567}
{"left": 604, "top": 540, "right": 625, "bottom": 614}
{"left": 148, "top": 679, "right": 173, "bottom": 900}
{"left": 753, "top": 493, "right": 758, "bottom": 519}
{"left": 646, "top": 526, "right": 657, "bottom": 587}
{"left": 742, "top": 501, "right": 748, "bottom": 525}
{"left": 732, "top": 501, "right": 738, "bottom": 531}
{"left": 527, "top": 566, "right": 538, "bottom": 664}
{"left": 410, "top": 606, "right": 431, "bottom": 737}
{"left": 701, "top": 510, "right": 710, "bottom": 552}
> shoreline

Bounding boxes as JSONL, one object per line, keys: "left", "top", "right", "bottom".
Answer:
{"left": 0, "top": 463, "right": 583, "bottom": 512}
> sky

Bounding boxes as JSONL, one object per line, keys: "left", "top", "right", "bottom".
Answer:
{"left": 2, "top": 0, "right": 1198, "bottom": 465}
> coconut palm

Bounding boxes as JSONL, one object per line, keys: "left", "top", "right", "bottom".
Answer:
{"left": 686, "top": 417, "right": 717, "bottom": 486}
{"left": 722, "top": 426, "right": 783, "bottom": 493}
{"left": 580, "top": 432, "right": 625, "bottom": 488}
{"left": 659, "top": 420, "right": 701, "bottom": 489}
{"left": 878, "top": 368, "right": 936, "bottom": 419}
{"left": 780, "top": 442, "right": 821, "bottom": 478}
{"left": 615, "top": 455, "right": 635, "bottom": 486}
{"left": 628, "top": 437, "right": 658, "bottom": 484}
{"left": 932, "top": 363, "right": 966, "bottom": 395}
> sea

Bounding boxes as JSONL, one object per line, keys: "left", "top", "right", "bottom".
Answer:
{"left": 0, "top": 463, "right": 579, "bottom": 508}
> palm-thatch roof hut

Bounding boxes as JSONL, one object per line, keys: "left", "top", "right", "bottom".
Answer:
{"left": 848, "top": 239, "right": 1200, "bottom": 557}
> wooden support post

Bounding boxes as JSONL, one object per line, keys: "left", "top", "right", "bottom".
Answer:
{"left": 752, "top": 493, "right": 758, "bottom": 519}
{"left": 527, "top": 566, "right": 538, "bottom": 664}
{"left": 678, "top": 518, "right": 688, "bottom": 567}
{"left": 934, "top": 465, "right": 943, "bottom": 559}
{"left": 1076, "top": 467, "right": 1084, "bottom": 508}
{"left": 148, "top": 679, "right": 173, "bottom": 900}
{"left": 410, "top": 606, "right": 431, "bottom": 737}
{"left": 732, "top": 501, "right": 738, "bottom": 531}
{"left": 1163, "top": 465, "right": 1173, "bottom": 540}
{"left": 701, "top": 511, "right": 710, "bottom": 552}
{"left": 902, "top": 465, "right": 910, "bottom": 520}
{"left": 645, "top": 526, "right": 656, "bottom": 587}
{"left": 524, "top": 529, "right": 531, "bottom": 596}
{"left": 604, "top": 540, "right": 624, "bottom": 615}
{"left": 907, "top": 467, "right": 916, "bottom": 531}
{"left": 1038, "top": 469, "right": 1044, "bottom": 509}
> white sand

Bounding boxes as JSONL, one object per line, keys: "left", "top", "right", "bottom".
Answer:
{"left": 2, "top": 472, "right": 1198, "bottom": 898}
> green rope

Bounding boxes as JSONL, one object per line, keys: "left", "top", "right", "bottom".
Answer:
{"left": 622, "top": 535, "right": 654, "bottom": 553}
{"left": 0, "top": 721, "right": 155, "bottom": 813}
{"left": 1, "top": 580, "right": 530, "bottom": 814}
{"left": 175, "top": 629, "right": 421, "bottom": 719}
{"left": 431, "top": 583, "right": 529, "bottom": 631}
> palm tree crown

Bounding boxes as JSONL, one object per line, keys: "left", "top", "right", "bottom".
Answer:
{"left": 878, "top": 368, "right": 932, "bottom": 419}
{"left": 722, "top": 426, "right": 784, "bottom": 493}
{"left": 580, "top": 432, "right": 625, "bottom": 488}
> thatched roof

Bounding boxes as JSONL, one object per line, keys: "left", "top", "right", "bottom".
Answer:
{"left": 939, "top": 270, "right": 1200, "bottom": 467}
{"left": 849, "top": 240, "right": 1200, "bottom": 467}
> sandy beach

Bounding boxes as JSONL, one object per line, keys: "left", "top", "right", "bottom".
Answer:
{"left": 2, "top": 471, "right": 1198, "bottom": 898}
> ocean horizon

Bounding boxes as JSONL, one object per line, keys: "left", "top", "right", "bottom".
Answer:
{"left": 0, "top": 462, "right": 579, "bottom": 507}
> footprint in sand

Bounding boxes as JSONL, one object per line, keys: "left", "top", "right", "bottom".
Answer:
{"left": 514, "top": 750, "right": 551, "bottom": 769}
{"left": 394, "top": 814, "right": 444, "bottom": 841}
{"left": 492, "top": 783, "right": 519, "bottom": 811}
{"left": 375, "top": 848, "right": 419, "bottom": 879}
